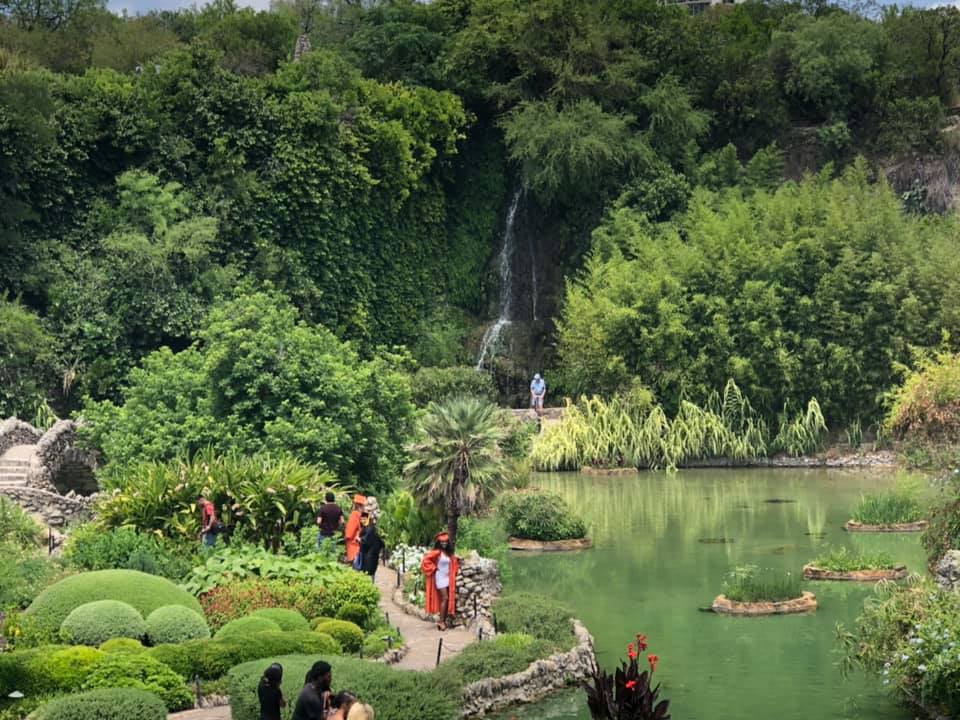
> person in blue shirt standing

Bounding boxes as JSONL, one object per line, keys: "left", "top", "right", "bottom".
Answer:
{"left": 530, "top": 373, "right": 546, "bottom": 416}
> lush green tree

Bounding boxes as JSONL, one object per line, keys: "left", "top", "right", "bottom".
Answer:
{"left": 0, "top": 296, "right": 59, "bottom": 418}
{"left": 82, "top": 291, "right": 416, "bottom": 494}
{"left": 0, "top": 0, "right": 103, "bottom": 30}
{"left": 404, "top": 396, "right": 505, "bottom": 546}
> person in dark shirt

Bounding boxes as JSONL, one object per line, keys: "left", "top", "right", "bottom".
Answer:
{"left": 258, "top": 663, "right": 286, "bottom": 720}
{"left": 359, "top": 512, "right": 384, "bottom": 580}
{"left": 292, "top": 661, "right": 332, "bottom": 720}
{"left": 317, "top": 492, "right": 345, "bottom": 548}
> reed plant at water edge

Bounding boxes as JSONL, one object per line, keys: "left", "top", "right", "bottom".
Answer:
{"left": 721, "top": 565, "right": 802, "bottom": 603}
{"left": 810, "top": 546, "right": 896, "bottom": 571}
{"left": 852, "top": 491, "right": 924, "bottom": 525}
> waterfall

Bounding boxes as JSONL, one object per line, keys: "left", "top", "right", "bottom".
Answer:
{"left": 475, "top": 188, "right": 522, "bottom": 370}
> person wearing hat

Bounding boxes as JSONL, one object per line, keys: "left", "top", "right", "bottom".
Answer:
{"left": 530, "top": 373, "right": 546, "bottom": 416}
{"left": 421, "top": 531, "right": 459, "bottom": 631}
{"left": 359, "top": 509, "right": 384, "bottom": 580}
{"left": 344, "top": 495, "right": 366, "bottom": 564}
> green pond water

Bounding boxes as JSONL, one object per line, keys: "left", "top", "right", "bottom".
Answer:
{"left": 499, "top": 468, "right": 926, "bottom": 720}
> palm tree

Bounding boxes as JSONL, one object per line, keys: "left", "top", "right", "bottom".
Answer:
{"left": 404, "top": 396, "right": 506, "bottom": 548}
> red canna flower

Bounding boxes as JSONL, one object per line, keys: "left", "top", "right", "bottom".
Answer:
{"left": 627, "top": 642, "right": 637, "bottom": 659}
{"left": 648, "top": 654, "right": 659, "bottom": 672}
{"left": 625, "top": 680, "right": 637, "bottom": 691}
{"left": 637, "top": 634, "right": 648, "bottom": 651}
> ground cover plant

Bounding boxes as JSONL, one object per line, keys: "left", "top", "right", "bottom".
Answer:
{"left": 496, "top": 490, "right": 587, "bottom": 541}
{"left": 228, "top": 655, "right": 459, "bottom": 720}
{"left": 852, "top": 492, "right": 925, "bottom": 525}
{"left": 840, "top": 579, "right": 960, "bottom": 717}
{"left": 720, "top": 566, "right": 802, "bottom": 603}
{"left": 24, "top": 570, "right": 201, "bottom": 636}
{"left": 809, "top": 546, "right": 896, "bottom": 572}
{"left": 492, "top": 594, "right": 576, "bottom": 648}
{"left": 32, "top": 688, "right": 167, "bottom": 720}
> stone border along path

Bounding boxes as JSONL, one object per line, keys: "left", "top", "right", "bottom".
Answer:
{"left": 166, "top": 566, "right": 479, "bottom": 719}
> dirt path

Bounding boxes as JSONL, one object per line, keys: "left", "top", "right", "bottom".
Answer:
{"left": 374, "top": 565, "right": 477, "bottom": 671}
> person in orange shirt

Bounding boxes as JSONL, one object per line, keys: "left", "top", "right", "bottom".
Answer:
{"left": 344, "top": 494, "right": 366, "bottom": 564}
{"left": 421, "top": 531, "right": 458, "bottom": 631}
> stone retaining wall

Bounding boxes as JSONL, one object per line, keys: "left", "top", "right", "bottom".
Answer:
{"left": 0, "top": 485, "right": 95, "bottom": 527}
{"left": 27, "top": 419, "right": 98, "bottom": 493}
{"left": 460, "top": 620, "right": 596, "bottom": 717}
{"left": 936, "top": 550, "right": 960, "bottom": 591}
{"left": 0, "top": 417, "right": 41, "bottom": 455}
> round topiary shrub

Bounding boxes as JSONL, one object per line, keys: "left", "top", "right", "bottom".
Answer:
{"left": 361, "top": 635, "right": 387, "bottom": 658}
{"left": 26, "top": 570, "right": 202, "bottom": 634}
{"left": 34, "top": 687, "right": 168, "bottom": 720}
{"left": 335, "top": 602, "right": 370, "bottom": 628}
{"left": 309, "top": 616, "right": 335, "bottom": 630}
{"left": 100, "top": 638, "right": 147, "bottom": 654}
{"left": 251, "top": 608, "right": 309, "bottom": 632}
{"left": 35, "top": 646, "right": 105, "bottom": 692}
{"left": 146, "top": 605, "right": 210, "bottom": 645}
{"left": 144, "top": 644, "right": 195, "bottom": 679}
{"left": 60, "top": 601, "right": 147, "bottom": 646}
{"left": 315, "top": 620, "right": 363, "bottom": 653}
{"left": 302, "top": 632, "right": 342, "bottom": 656}
{"left": 213, "top": 616, "right": 281, "bottom": 641}
{"left": 322, "top": 573, "right": 379, "bottom": 619}
{"left": 81, "top": 654, "right": 192, "bottom": 711}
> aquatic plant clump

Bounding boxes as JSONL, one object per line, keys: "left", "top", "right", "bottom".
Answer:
{"left": 530, "top": 380, "right": 781, "bottom": 471}
{"left": 582, "top": 633, "right": 670, "bottom": 719}
{"left": 721, "top": 565, "right": 802, "bottom": 603}
{"left": 852, "top": 492, "right": 925, "bottom": 525}
{"left": 810, "top": 546, "right": 897, "bottom": 572}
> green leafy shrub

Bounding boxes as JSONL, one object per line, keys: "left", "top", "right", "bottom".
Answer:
{"left": 362, "top": 635, "right": 387, "bottom": 658}
{"left": 59, "top": 600, "right": 147, "bottom": 646}
{"left": 852, "top": 492, "right": 924, "bottom": 525}
{"left": 410, "top": 366, "right": 496, "bottom": 406}
{"left": 923, "top": 492, "right": 960, "bottom": 568}
{"left": 250, "top": 608, "right": 308, "bottom": 633}
{"left": 0, "top": 646, "right": 67, "bottom": 696}
{"left": 809, "top": 546, "right": 895, "bottom": 571}
{"left": 433, "top": 633, "right": 557, "bottom": 686}
{"left": 840, "top": 579, "right": 960, "bottom": 716}
{"left": 184, "top": 632, "right": 341, "bottom": 679}
{"left": 492, "top": 594, "right": 575, "bottom": 648}
{"left": 144, "top": 645, "right": 194, "bottom": 679}
{"left": 228, "top": 655, "right": 458, "bottom": 720}
{"left": 33, "top": 688, "right": 167, "bottom": 720}
{"left": 309, "top": 616, "right": 336, "bottom": 630}
{"left": 0, "top": 497, "right": 42, "bottom": 549}
{"left": 25, "top": 569, "right": 201, "bottom": 635}
{"left": 323, "top": 573, "right": 380, "bottom": 619}
{"left": 888, "top": 351, "right": 960, "bottom": 445}
{"left": 41, "top": 647, "right": 106, "bottom": 692}
{"left": 721, "top": 565, "right": 802, "bottom": 603}
{"left": 314, "top": 620, "right": 363, "bottom": 653}
{"left": 495, "top": 491, "right": 587, "bottom": 541}
{"left": 63, "top": 524, "right": 193, "bottom": 582}
{"left": 213, "top": 616, "right": 282, "bottom": 641}
{"left": 0, "top": 545, "right": 59, "bottom": 614}
{"left": 99, "top": 638, "right": 147, "bottom": 655}
{"left": 81, "top": 654, "right": 192, "bottom": 711}
{"left": 334, "top": 603, "right": 370, "bottom": 629}
{"left": 146, "top": 605, "right": 210, "bottom": 645}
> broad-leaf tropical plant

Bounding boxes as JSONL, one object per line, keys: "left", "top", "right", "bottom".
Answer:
{"left": 404, "top": 397, "right": 506, "bottom": 547}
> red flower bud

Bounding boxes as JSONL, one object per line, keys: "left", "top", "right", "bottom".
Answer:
{"left": 628, "top": 650, "right": 637, "bottom": 659}
{"left": 648, "top": 654, "right": 659, "bottom": 672}
{"left": 625, "top": 680, "right": 637, "bottom": 691}
{"left": 637, "top": 634, "right": 648, "bottom": 651}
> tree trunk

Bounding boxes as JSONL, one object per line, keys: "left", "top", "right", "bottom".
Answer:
{"left": 447, "top": 458, "right": 467, "bottom": 549}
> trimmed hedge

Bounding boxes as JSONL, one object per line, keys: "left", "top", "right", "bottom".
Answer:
{"left": 228, "top": 655, "right": 458, "bottom": 720}
{"left": 42, "top": 646, "right": 106, "bottom": 691}
{"left": 100, "top": 638, "right": 147, "bottom": 654}
{"left": 251, "top": 608, "right": 309, "bottom": 633}
{"left": 492, "top": 594, "right": 575, "bottom": 648}
{"left": 335, "top": 603, "right": 370, "bottom": 628}
{"left": 314, "top": 620, "right": 363, "bottom": 653}
{"left": 214, "top": 616, "right": 281, "bottom": 641}
{"left": 433, "top": 634, "right": 558, "bottom": 687}
{"left": 26, "top": 570, "right": 201, "bottom": 634}
{"left": 146, "top": 605, "right": 210, "bottom": 645}
{"left": 184, "top": 631, "right": 342, "bottom": 679}
{"left": 144, "top": 644, "right": 194, "bottom": 678}
{"left": 34, "top": 688, "right": 167, "bottom": 720}
{"left": 60, "top": 601, "right": 146, "bottom": 646}
{"left": 309, "top": 616, "right": 335, "bottom": 630}
{"left": 0, "top": 645, "right": 67, "bottom": 696}
{"left": 81, "top": 654, "right": 192, "bottom": 711}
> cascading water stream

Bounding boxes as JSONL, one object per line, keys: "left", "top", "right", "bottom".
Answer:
{"left": 475, "top": 188, "right": 522, "bottom": 370}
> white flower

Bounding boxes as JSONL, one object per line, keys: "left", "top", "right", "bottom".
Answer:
{"left": 918, "top": 664, "right": 927, "bottom": 672}
{"left": 883, "top": 680, "right": 890, "bottom": 685}
{"left": 902, "top": 654, "right": 910, "bottom": 661}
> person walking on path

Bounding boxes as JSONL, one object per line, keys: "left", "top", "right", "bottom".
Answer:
{"left": 292, "top": 661, "right": 332, "bottom": 720}
{"left": 530, "top": 373, "right": 546, "bottom": 416}
{"left": 359, "top": 511, "right": 384, "bottom": 580}
{"left": 344, "top": 495, "right": 366, "bottom": 564}
{"left": 421, "top": 531, "right": 459, "bottom": 631}
{"left": 258, "top": 663, "right": 286, "bottom": 720}
{"left": 316, "top": 492, "right": 344, "bottom": 548}
{"left": 197, "top": 494, "right": 219, "bottom": 548}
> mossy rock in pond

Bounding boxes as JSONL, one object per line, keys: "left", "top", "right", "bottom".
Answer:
{"left": 844, "top": 519, "right": 928, "bottom": 533}
{"left": 711, "top": 591, "right": 817, "bottom": 615}
{"left": 801, "top": 564, "right": 908, "bottom": 582}
{"left": 508, "top": 537, "right": 593, "bottom": 551}
{"left": 698, "top": 538, "right": 735, "bottom": 544}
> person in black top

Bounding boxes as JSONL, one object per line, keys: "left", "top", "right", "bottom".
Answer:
{"left": 317, "top": 492, "right": 344, "bottom": 548}
{"left": 292, "top": 661, "right": 332, "bottom": 720}
{"left": 359, "top": 512, "right": 384, "bottom": 580}
{"left": 258, "top": 663, "right": 286, "bottom": 720}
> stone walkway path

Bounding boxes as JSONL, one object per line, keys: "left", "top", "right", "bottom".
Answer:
{"left": 168, "top": 706, "right": 231, "bottom": 720}
{"left": 374, "top": 565, "right": 477, "bottom": 670}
